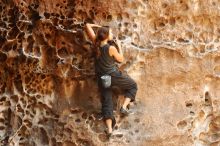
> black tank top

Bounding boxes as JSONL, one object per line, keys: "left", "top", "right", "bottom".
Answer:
{"left": 95, "top": 44, "right": 117, "bottom": 75}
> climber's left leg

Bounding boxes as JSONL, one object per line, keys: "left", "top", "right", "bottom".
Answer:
{"left": 110, "top": 70, "right": 138, "bottom": 114}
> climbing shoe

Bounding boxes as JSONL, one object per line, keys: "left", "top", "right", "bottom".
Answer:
{"left": 104, "top": 117, "right": 116, "bottom": 139}
{"left": 104, "top": 130, "right": 112, "bottom": 139}
{"left": 120, "top": 107, "right": 129, "bottom": 116}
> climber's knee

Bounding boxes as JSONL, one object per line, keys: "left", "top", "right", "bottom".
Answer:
{"left": 125, "top": 82, "right": 138, "bottom": 102}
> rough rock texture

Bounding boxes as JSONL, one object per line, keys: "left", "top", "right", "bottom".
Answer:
{"left": 0, "top": 0, "right": 220, "bottom": 146}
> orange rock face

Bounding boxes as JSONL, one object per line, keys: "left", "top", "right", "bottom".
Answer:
{"left": 1, "top": 0, "right": 220, "bottom": 145}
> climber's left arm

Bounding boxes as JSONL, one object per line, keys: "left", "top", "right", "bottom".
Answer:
{"left": 85, "top": 23, "right": 101, "bottom": 44}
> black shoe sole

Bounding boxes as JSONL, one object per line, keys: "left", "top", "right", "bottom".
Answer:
{"left": 120, "top": 107, "right": 129, "bottom": 116}
{"left": 104, "top": 130, "right": 112, "bottom": 139}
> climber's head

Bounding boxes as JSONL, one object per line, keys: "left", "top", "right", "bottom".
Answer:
{"left": 94, "top": 26, "right": 113, "bottom": 58}
{"left": 96, "top": 26, "right": 113, "bottom": 43}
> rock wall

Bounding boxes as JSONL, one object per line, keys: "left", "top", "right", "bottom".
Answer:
{"left": 0, "top": 0, "right": 220, "bottom": 146}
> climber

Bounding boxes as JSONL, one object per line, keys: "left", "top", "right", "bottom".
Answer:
{"left": 85, "top": 23, "right": 138, "bottom": 137}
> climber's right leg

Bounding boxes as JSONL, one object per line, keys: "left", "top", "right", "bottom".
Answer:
{"left": 97, "top": 76, "right": 115, "bottom": 136}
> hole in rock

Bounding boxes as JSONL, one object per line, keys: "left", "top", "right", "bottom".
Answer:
{"left": 177, "top": 38, "right": 189, "bottom": 43}
{"left": 40, "top": 74, "right": 46, "bottom": 79}
{"left": 199, "top": 47, "right": 206, "bottom": 53}
{"left": 65, "top": 128, "right": 72, "bottom": 133}
{"left": 75, "top": 118, "right": 81, "bottom": 123}
{"left": 55, "top": 13, "right": 60, "bottom": 17}
{"left": 11, "top": 95, "right": 18, "bottom": 102}
{"left": 205, "top": 91, "right": 212, "bottom": 106}
{"left": 58, "top": 47, "right": 69, "bottom": 58}
{"left": 133, "top": 23, "right": 137, "bottom": 28}
{"left": 117, "top": 14, "right": 122, "bottom": 21}
{"left": 7, "top": 27, "right": 20, "bottom": 40}
{"left": 17, "top": 32, "right": 25, "bottom": 40}
{"left": 0, "top": 96, "right": 6, "bottom": 102}
{"left": 0, "top": 52, "right": 7, "bottom": 62}
{"left": 89, "top": 96, "right": 93, "bottom": 101}
{"left": 118, "top": 23, "right": 122, "bottom": 27}
{"left": 124, "top": 22, "right": 129, "bottom": 27}
{"left": 169, "top": 17, "right": 176, "bottom": 26}
{"left": 51, "top": 13, "right": 55, "bottom": 16}
{"left": 190, "top": 111, "right": 195, "bottom": 115}
{"left": 45, "top": 34, "right": 51, "bottom": 39}
{"left": 40, "top": 127, "right": 49, "bottom": 145}
{"left": 185, "top": 102, "right": 193, "bottom": 107}
{"left": 124, "top": 28, "right": 129, "bottom": 35}
{"left": 162, "top": 3, "right": 168, "bottom": 8}
{"left": 3, "top": 17, "right": 7, "bottom": 22}
{"left": 44, "top": 12, "right": 50, "bottom": 19}
{"left": 131, "top": 42, "right": 138, "bottom": 47}
{"left": 88, "top": 116, "right": 93, "bottom": 121}
{"left": 25, "top": 76, "right": 31, "bottom": 84}
{"left": 60, "top": 15, "right": 65, "bottom": 19}
{"left": 89, "top": 10, "right": 94, "bottom": 18}
{"left": 107, "top": 15, "right": 112, "bottom": 21}
{"left": 134, "top": 118, "right": 140, "bottom": 123}
{"left": 116, "top": 134, "right": 123, "bottom": 138}
{"left": 159, "top": 22, "right": 165, "bottom": 27}
{"left": 177, "top": 120, "right": 187, "bottom": 129}
{"left": 0, "top": 118, "right": 4, "bottom": 123}
{"left": 81, "top": 112, "right": 88, "bottom": 119}
{"left": 34, "top": 4, "right": 39, "bottom": 9}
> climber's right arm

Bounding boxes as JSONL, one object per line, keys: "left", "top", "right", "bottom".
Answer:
{"left": 109, "top": 45, "right": 124, "bottom": 63}
{"left": 85, "top": 23, "right": 101, "bottom": 44}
